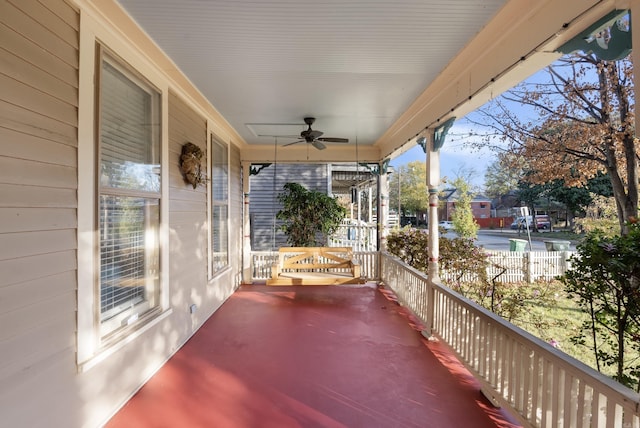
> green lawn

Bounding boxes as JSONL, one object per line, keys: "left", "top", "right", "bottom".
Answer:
{"left": 506, "top": 281, "right": 598, "bottom": 369}
{"left": 502, "top": 280, "right": 638, "bottom": 384}
{"left": 528, "top": 230, "right": 582, "bottom": 241}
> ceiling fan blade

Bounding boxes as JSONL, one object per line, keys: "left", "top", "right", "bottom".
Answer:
{"left": 311, "top": 141, "right": 326, "bottom": 150}
{"left": 317, "top": 137, "right": 349, "bottom": 143}
{"left": 283, "top": 140, "right": 303, "bottom": 147}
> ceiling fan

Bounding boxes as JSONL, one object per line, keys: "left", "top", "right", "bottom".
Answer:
{"left": 283, "top": 117, "right": 349, "bottom": 150}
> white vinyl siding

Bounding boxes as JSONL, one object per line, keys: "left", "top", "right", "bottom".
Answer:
{"left": 249, "top": 163, "right": 329, "bottom": 250}
{"left": 4, "top": 2, "right": 241, "bottom": 427}
{"left": 0, "top": 1, "right": 79, "bottom": 426}
{"left": 97, "top": 50, "right": 162, "bottom": 337}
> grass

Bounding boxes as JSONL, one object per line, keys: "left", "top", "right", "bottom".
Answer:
{"left": 503, "top": 280, "right": 639, "bottom": 387}
{"left": 528, "top": 230, "right": 583, "bottom": 241}
{"left": 506, "top": 281, "right": 598, "bottom": 369}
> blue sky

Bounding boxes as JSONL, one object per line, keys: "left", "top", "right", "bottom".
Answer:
{"left": 388, "top": 120, "right": 496, "bottom": 189}
{"left": 387, "top": 29, "right": 627, "bottom": 191}
{"left": 387, "top": 62, "right": 565, "bottom": 189}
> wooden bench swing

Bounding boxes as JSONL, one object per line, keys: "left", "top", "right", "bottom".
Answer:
{"left": 266, "top": 247, "right": 364, "bottom": 286}
{"left": 263, "top": 144, "right": 365, "bottom": 286}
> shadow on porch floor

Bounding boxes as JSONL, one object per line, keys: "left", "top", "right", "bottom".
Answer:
{"left": 107, "top": 284, "right": 520, "bottom": 427}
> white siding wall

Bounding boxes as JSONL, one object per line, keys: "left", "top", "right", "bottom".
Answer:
{"left": 167, "top": 91, "right": 210, "bottom": 335}
{"left": 0, "top": 1, "right": 243, "bottom": 427}
{"left": 249, "top": 163, "right": 330, "bottom": 250}
{"left": 0, "top": 0, "right": 79, "bottom": 426}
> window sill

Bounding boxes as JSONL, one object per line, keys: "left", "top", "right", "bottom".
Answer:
{"left": 209, "top": 265, "right": 232, "bottom": 282}
{"left": 77, "top": 308, "right": 173, "bottom": 373}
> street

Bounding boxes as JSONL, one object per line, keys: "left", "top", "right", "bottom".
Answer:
{"left": 442, "top": 229, "right": 576, "bottom": 252}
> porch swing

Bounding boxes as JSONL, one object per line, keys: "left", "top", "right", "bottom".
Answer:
{"left": 265, "top": 137, "right": 364, "bottom": 286}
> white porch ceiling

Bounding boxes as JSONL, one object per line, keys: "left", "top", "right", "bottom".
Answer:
{"left": 115, "top": 0, "right": 616, "bottom": 162}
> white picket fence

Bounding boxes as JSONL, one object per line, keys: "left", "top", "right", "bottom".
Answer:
{"left": 442, "top": 251, "right": 576, "bottom": 284}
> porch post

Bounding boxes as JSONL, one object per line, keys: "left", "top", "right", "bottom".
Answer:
{"left": 425, "top": 128, "right": 439, "bottom": 338}
{"left": 368, "top": 187, "right": 373, "bottom": 223}
{"left": 426, "top": 129, "right": 440, "bottom": 282}
{"left": 242, "top": 161, "right": 252, "bottom": 284}
{"left": 357, "top": 187, "right": 362, "bottom": 223}
{"left": 377, "top": 163, "right": 390, "bottom": 251}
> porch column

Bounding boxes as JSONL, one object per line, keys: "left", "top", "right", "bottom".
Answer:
{"left": 357, "top": 187, "right": 362, "bottom": 223}
{"left": 424, "top": 128, "right": 439, "bottom": 339}
{"left": 632, "top": 1, "right": 640, "bottom": 134}
{"left": 426, "top": 129, "right": 440, "bottom": 282}
{"left": 377, "top": 163, "right": 390, "bottom": 251}
{"left": 367, "top": 183, "right": 373, "bottom": 223}
{"left": 242, "top": 161, "right": 252, "bottom": 284}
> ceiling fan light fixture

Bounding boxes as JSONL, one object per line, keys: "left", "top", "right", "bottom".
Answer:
{"left": 283, "top": 116, "right": 349, "bottom": 150}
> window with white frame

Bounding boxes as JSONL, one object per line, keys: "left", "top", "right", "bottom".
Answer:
{"left": 210, "top": 137, "right": 228, "bottom": 273}
{"left": 97, "top": 48, "right": 162, "bottom": 337}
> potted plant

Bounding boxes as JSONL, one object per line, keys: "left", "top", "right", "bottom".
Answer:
{"left": 276, "top": 182, "right": 347, "bottom": 247}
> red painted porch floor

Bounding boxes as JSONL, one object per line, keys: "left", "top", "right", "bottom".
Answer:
{"left": 107, "top": 284, "right": 521, "bottom": 428}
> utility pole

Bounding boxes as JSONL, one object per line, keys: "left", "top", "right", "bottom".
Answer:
{"left": 397, "top": 168, "right": 401, "bottom": 220}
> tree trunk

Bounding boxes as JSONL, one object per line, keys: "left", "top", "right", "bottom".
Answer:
{"left": 606, "top": 158, "right": 637, "bottom": 235}
{"left": 598, "top": 60, "right": 638, "bottom": 235}
{"left": 623, "top": 133, "right": 639, "bottom": 224}
{"left": 613, "top": 59, "right": 639, "bottom": 234}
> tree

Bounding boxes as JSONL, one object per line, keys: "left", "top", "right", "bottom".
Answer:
{"left": 574, "top": 194, "right": 620, "bottom": 236}
{"left": 389, "top": 161, "right": 429, "bottom": 223}
{"left": 276, "top": 182, "right": 347, "bottom": 247}
{"left": 469, "top": 47, "right": 638, "bottom": 234}
{"left": 546, "top": 180, "right": 591, "bottom": 228}
{"left": 483, "top": 153, "right": 523, "bottom": 199}
{"left": 562, "top": 221, "right": 640, "bottom": 390}
{"left": 515, "top": 178, "right": 547, "bottom": 232}
{"left": 449, "top": 177, "right": 479, "bottom": 238}
{"left": 546, "top": 173, "right": 613, "bottom": 228}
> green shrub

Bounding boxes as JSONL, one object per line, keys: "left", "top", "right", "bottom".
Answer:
{"left": 386, "top": 227, "right": 556, "bottom": 327}
{"left": 386, "top": 227, "right": 431, "bottom": 272}
{"left": 561, "top": 220, "right": 640, "bottom": 390}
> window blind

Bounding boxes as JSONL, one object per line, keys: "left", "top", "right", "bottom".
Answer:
{"left": 211, "top": 139, "right": 229, "bottom": 272}
{"left": 98, "top": 52, "right": 161, "bottom": 333}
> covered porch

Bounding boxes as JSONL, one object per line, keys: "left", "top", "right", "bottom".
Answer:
{"left": 3, "top": 1, "right": 640, "bottom": 427}
{"left": 107, "top": 284, "right": 518, "bottom": 428}
{"left": 104, "top": 250, "right": 640, "bottom": 427}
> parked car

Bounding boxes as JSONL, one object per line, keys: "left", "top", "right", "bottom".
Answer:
{"left": 535, "top": 215, "right": 551, "bottom": 230}
{"left": 438, "top": 220, "right": 453, "bottom": 230}
{"left": 510, "top": 215, "right": 551, "bottom": 230}
{"left": 510, "top": 216, "right": 530, "bottom": 230}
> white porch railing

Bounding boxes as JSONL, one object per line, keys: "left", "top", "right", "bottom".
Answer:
{"left": 329, "top": 224, "right": 377, "bottom": 252}
{"left": 380, "top": 252, "right": 640, "bottom": 428}
{"left": 249, "top": 249, "right": 640, "bottom": 427}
